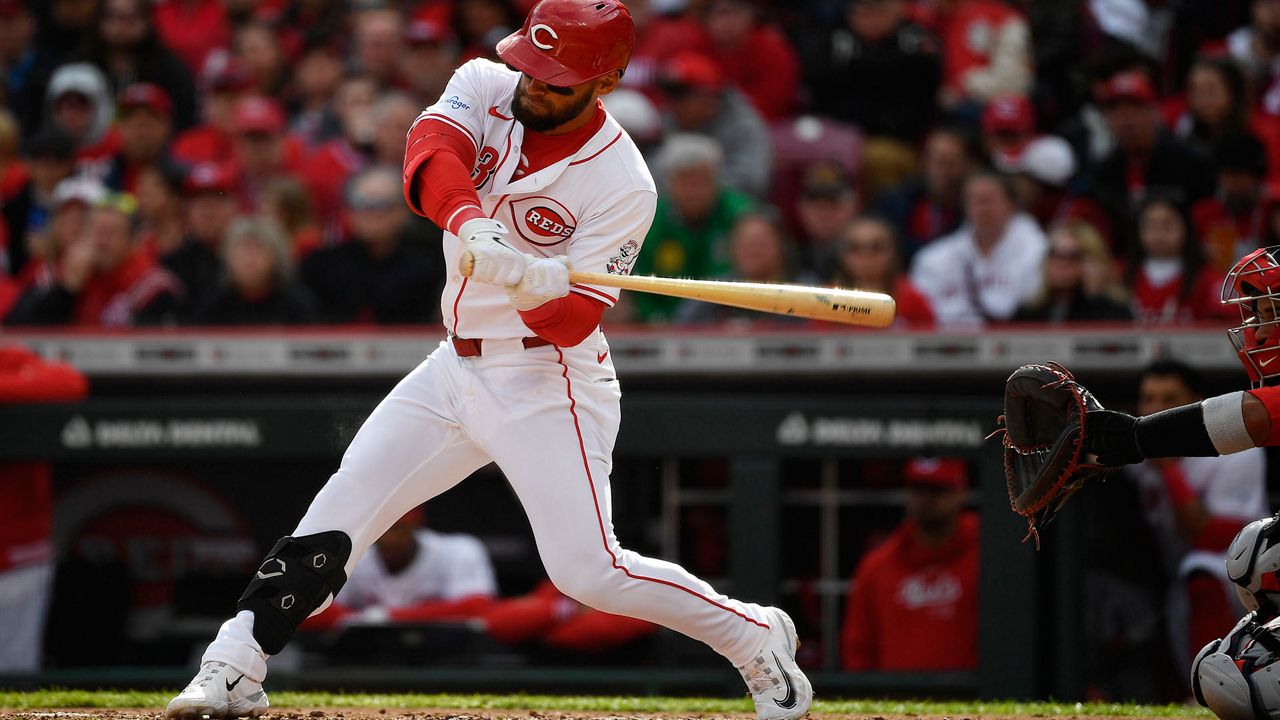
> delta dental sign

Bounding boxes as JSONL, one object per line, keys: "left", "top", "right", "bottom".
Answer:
{"left": 774, "top": 412, "right": 986, "bottom": 449}
{"left": 61, "top": 416, "right": 262, "bottom": 449}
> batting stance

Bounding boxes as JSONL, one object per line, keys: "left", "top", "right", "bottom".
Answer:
{"left": 1007, "top": 247, "right": 1280, "bottom": 719}
{"left": 166, "top": 1, "right": 812, "bottom": 717}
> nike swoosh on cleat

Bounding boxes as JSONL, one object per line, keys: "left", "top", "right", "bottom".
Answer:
{"left": 225, "top": 675, "right": 244, "bottom": 692}
{"left": 597, "top": 350, "right": 609, "bottom": 363}
{"left": 771, "top": 652, "right": 797, "bottom": 709}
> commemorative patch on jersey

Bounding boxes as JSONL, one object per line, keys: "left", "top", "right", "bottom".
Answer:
{"left": 607, "top": 237, "right": 640, "bottom": 275}
{"left": 510, "top": 196, "right": 577, "bottom": 246}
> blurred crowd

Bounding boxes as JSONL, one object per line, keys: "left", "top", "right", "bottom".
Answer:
{"left": 1, "top": 0, "right": 1280, "bottom": 329}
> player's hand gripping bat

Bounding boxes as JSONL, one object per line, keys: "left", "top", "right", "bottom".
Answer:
{"left": 459, "top": 251, "right": 896, "bottom": 328}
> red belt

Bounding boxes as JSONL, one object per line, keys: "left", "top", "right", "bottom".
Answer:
{"left": 451, "top": 336, "right": 552, "bottom": 357}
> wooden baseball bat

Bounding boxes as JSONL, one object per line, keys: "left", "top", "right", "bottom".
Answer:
{"left": 459, "top": 252, "right": 896, "bottom": 328}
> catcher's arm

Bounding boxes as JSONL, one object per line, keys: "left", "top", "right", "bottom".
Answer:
{"left": 1084, "top": 390, "right": 1271, "bottom": 466}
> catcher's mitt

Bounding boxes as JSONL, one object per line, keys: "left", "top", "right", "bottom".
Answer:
{"left": 990, "top": 361, "right": 1108, "bottom": 546}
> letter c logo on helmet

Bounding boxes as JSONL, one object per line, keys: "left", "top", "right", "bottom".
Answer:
{"left": 530, "top": 24, "right": 559, "bottom": 50}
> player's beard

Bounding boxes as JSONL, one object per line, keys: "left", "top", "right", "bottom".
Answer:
{"left": 512, "top": 83, "right": 595, "bottom": 133}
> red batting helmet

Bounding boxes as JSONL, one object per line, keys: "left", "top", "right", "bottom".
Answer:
{"left": 496, "top": 0, "right": 635, "bottom": 86}
{"left": 1223, "top": 246, "right": 1280, "bottom": 387}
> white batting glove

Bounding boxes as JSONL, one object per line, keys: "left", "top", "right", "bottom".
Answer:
{"left": 460, "top": 218, "right": 528, "bottom": 286}
{"left": 508, "top": 256, "right": 572, "bottom": 311}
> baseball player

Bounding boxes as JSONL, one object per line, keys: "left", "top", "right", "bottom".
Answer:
{"left": 165, "top": 2, "right": 812, "bottom": 718}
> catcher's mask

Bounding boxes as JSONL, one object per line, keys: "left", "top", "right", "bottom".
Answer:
{"left": 1223, "top": 246, "right": 1280, "bottom": 387}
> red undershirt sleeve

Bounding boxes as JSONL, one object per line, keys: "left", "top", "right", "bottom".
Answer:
{"left": 1248, "top": 386, "right": 1280, "bottom": 445}
{"left": 402, "top": 119, "right": 486, "bottom": 235}
{"left": 517, "top": 294, "right": 606, "bottom": 347}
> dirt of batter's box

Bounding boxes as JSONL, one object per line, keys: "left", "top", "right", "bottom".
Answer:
{"left": 0, "top": 710, "right": 1205, "bottom": 720}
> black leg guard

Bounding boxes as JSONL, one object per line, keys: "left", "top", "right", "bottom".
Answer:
{"left": 237, "top": 531, "right": 352, "bottom": 654}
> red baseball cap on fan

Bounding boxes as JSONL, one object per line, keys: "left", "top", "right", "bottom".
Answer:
{"left": 496, "top": 0, "right": 636, "bottom": 86}
{"left": 982, "top": 94, "right": 1034, "bottom": 136}
{"left": 903, "top": 457, "right": 968, "bottom": 490}
{"left": 661, "top": 52, "right": 725, "bottom": 93}
{"left": 120, "top": 83, "right": 174, "bottom": 118}
{"left": 234, "top": 96, "right": 285, "bottom": 134}
{"left": 1097, "top": 70, "right": 1157, "bottom": 105}
{"left": 183, "top": 162, "right": 238, "bottom": 195}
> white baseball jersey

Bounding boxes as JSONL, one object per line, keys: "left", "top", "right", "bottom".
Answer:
{"left": 909, "top": 213, "right": 1047, "bottom": 327}
{"left": 200, "top": 59, "right": 772, "bottom": 685}
{"left": 335, "top": 529, "right": 497, "bottom": 609}
{"left": 414, "top": 59, "right": 657, "bottom": 339}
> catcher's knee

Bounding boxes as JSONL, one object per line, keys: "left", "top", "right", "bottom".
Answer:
{"left": 1192, "top": 644, "right": 1256, "bottom": 720}
{"left": 237, "top": 531, "right": 352, "bottom": 654}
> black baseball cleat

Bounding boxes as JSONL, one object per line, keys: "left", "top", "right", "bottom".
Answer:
{"left": 737, "top": 607, "right": 814, "bottom": 720}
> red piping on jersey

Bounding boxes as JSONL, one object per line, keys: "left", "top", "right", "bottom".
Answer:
{"left": 451, "top": 278, "right": 469, "bottom": 336}
{"left": 568, "top": 131, "right": 623, "bottom": 166}
{"left": 423, "top": 113, "right": 479, "bottom": 151}
{"left": 450, "top": 195, "right": 510, "bottom": 336}
{"left": 554, "top": 346, "right": 770, "bottom": 631}
{"left": 570, "top": 284, "right": 618, "bottom": 305}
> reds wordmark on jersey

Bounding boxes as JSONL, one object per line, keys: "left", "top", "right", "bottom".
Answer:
{"left": 409, "top": 59, "right": 658, "bottom": 340}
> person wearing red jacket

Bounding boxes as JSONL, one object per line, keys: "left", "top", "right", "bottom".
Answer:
{"left": 0, "top": 345, "right": 88, "bottom": 670}
{"left": 701, "top": 0, "right": 798, "bottom": 121}
{"left": 841, "top": 457, "right": 979, "bottom": 671}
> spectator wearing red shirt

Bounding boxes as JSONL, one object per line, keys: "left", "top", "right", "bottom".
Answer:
{"left": 105, "top": 83, "right": 174, "bottom": 195}
{"left": 353, "top": 8, "right": 406, "bottom": 90}
{"left": 299, "top": 75, "right": 378, "bottom": 240}
{"left": 622, "top": 0, "right": 709, "bottom": 99}
{"left": 399, "top": 19, "right": 462, "bottom": 106}
{"left": 841, "top": 457, "right": 979, "bottom": 672}
{"left": 151, "top": 0, "right": 231, "bottom": 75}
{"left": 233, "top": 21, "right": 288, "bottom": 98}
{"left": 229, "top": 96, "right": 305, "bottom": 213}
{"left": 171, "top": 59, "right": 253, "bottom": 167}
{"left": 827, "top": 215, "right": 934, "bottom": 329}
{"left": 1125, "top": 195, "right": 1230, "bottom": 325}
{"left": 0, "top": 345, "right": 87, "bottom": 670}
{"left": 912, "top": 0, "right": 1032, "bottom": 108}
{"left": 1192, "top": 133, "right": 1270, "bottom": 272}
{"left": 701, "top": 0, "right": 798, "bottom": 121}
{"left": 9, "top": 176, "right": 107, "bottom": 313}
{"left": 5, "top": 192, "right": 182, "bottom": 326}
{"left": 982, "top": 94, "right": 1035, "bottom": 171}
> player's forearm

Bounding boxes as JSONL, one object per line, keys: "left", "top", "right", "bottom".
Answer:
{"left": 1088, "top": 392, "right": 1262, "bottom": 464}
{"left": 517, "top": 293, "right": 605, "bottom": 347}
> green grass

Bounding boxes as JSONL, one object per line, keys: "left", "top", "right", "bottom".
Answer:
{"left": 0, "top": 691, "right": 1211, "bottom": 717}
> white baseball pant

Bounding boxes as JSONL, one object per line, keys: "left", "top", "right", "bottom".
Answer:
{"left": 204, "top": 337, "right": 770, "bottom": 681}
